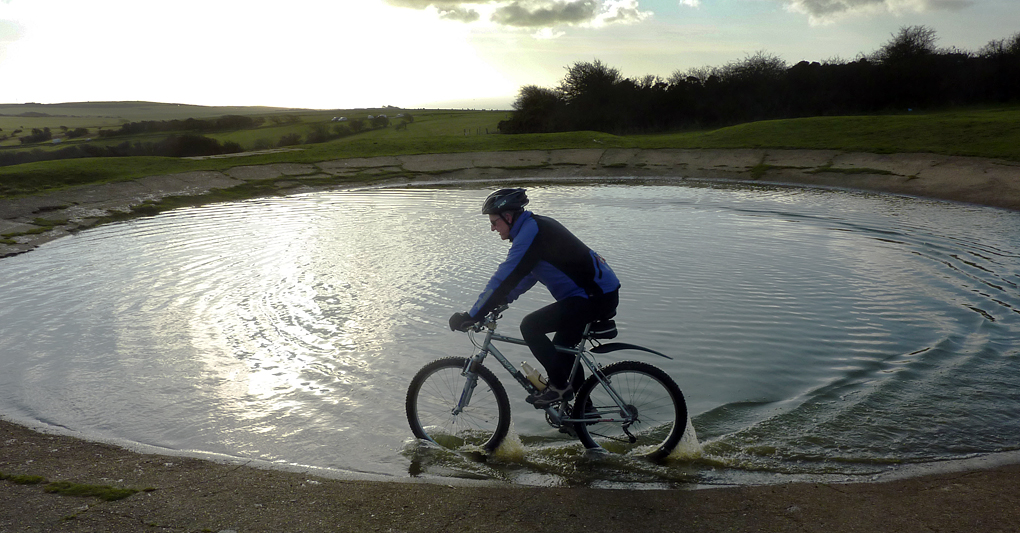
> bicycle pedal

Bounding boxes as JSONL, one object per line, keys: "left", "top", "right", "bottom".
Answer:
{"left": 531, "top": 399, "right": 565, "bottom": 410}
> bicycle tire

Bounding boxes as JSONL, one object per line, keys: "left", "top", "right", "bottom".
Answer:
{"left": 572, "top": 360, "right": 687, "bottom": 461}
{"left": 405, "top": 357, "right": 511, "bottom": 453}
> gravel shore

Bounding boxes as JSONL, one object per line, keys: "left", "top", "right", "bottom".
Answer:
{"left": 2, "top": 148, "right": 1019, "bottom": 532}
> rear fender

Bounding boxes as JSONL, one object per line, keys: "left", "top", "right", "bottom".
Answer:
{"left": 590, "top": 342, "right": 673, "bottom": 360}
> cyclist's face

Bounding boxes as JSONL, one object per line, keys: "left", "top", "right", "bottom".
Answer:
{"left": 489, "top": 213, "right": 511, "bottom": 240}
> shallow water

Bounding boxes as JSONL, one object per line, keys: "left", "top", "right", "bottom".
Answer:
{"left": 1, "top": 181, "right": 1018, "bottom": 487}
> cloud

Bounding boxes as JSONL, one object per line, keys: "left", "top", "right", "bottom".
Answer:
{"left": 385, "top": 0, "right": 493, "bottom": 7}
{"left": 533, "top": 27, "right": 567, "bottom": 39}
{"left": 491, "top": 0, "right": 599, "bottom": 27}
{"left": 0, "top": 19, "right": 24, "bottom": 42}
{"left": 781, "top": 0, "right": 974, "bottom": 21}
{"left": 1, "top": 18, "right": 24, "bottom": 62}
{"left": 439, "top": 6, "right": 482, "bottom": 21}
{"left": 679, "top": 0, "right": 701, "bottom": 6}
{"left": 386, "top": 0, "right": 649, "bottom": 29}
{"left": 597, "top": 0, "right": 651, "bottom": 25}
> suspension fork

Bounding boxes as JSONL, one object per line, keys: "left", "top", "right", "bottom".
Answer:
{"left": 452, "top": 360, "right": 480, "bottom": 416}
{"left": 452, "top": 330, "right": 496, "bottom": 415}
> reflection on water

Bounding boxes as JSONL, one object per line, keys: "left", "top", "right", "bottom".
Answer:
{"left": 1, "top": 182, "right": 1018, "bottom": 487}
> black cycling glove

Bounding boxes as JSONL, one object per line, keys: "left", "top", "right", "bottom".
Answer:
{"left": 449, "top": 312, "right": 475, "bottom": 332}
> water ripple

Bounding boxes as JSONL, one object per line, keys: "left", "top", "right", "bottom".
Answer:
{"left": 0, "top": 183, "right": 1018, "bottom": 486}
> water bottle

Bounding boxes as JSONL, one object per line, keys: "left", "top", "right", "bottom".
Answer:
{"left": 521, "top": 362, "right": 547, "bottom": 391}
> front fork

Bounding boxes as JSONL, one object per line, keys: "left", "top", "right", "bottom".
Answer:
{"left": 452, "top": 356, "right": 485, "bottom": 416}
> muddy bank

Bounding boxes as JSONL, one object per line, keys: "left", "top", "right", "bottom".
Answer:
{"left": 3, "top": 148, "right": 1019, "bottom": 257}
{"left": 3, "top": 418, "right": 1020, "bottom": 533}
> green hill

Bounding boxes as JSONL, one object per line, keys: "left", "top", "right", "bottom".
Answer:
{"left": 2, "top": 102, "right": 1018, "bottom": 200}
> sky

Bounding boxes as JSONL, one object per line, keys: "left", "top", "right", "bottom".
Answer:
{"left": 0, "top": 0, "right": 1016, "bottom": 110}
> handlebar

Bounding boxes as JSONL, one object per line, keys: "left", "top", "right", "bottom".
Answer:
{"left": 467, "top": 303, "right": 509, "bottom": 332}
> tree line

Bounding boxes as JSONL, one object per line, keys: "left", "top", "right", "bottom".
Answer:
{"left": 97, "top": 115, "right": 269, "bottom": 138}
{"left": 0, "top": 134, "right": 243, "bottom": 167}
{"left": 2, "top": 126, "right": 93, "bottom": 144}
{"left": 498, "top": 26, "right": 1020, "bottom": 134}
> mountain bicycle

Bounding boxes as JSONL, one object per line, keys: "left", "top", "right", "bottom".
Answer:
{"left": 405, "top": 304, "right": 688, "bottom": 460}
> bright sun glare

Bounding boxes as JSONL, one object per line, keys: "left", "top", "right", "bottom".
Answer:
{"left": 2, "top": 1, "right": 516, "bottom": 108}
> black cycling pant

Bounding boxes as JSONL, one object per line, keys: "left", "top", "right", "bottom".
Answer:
{"left": 519, "top": 289, "right": 619, "bottom": 390}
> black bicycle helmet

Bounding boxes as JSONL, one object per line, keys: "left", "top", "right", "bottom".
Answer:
{"left": 482, "top": 188, "right": 529, "bottom": 214}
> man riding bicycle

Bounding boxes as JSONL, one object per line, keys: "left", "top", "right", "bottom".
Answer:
{"left": 449, "top": 188, "right": 621, "bottom": 407}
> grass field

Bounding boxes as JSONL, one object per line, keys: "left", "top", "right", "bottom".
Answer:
{"left": 669, "top": 107, "right": 1020, "bottom": 158}
{"left": 2, "top": 101, "right": 1019, "bottom": 199}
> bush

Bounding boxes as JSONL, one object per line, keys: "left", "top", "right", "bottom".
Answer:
{"left": 252, "top": 138, "right": 274, "bottom": 150}
{"left": 19, "top": 128, "right": 52, "bottom": 144}
{"left": 305, "top": 124, "right": 332, "bottom": 144}
{"left": 277, "top": 133, "right": 302, "bottom": 147}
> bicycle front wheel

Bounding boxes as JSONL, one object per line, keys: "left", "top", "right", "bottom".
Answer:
{"left": 405, "top": 357, "right": 511, "bottom": 453}
{"left": 573, "top": 360, "right": 687, "bottom": 461}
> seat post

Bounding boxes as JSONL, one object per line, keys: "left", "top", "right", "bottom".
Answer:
{"left": 580, "top": 322, "right": 593, "bottom": 342}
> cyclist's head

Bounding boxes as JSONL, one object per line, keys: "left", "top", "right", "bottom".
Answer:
{"left": 482, "top": 188, "right": 528, "bottom": 215}
{"left": 483, "top": 188, "right": 528, "bottom": 241}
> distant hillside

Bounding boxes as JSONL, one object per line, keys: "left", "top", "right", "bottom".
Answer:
{"left": 0, "top": 101, "right": 308, "bottom": 122}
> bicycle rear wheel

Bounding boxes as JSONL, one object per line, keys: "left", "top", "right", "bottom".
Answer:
{"left": 572, "top": 360, "right": 687, "bottom": 461}
{"left": 405, "top": 357, "right": 511, "bottom": 453}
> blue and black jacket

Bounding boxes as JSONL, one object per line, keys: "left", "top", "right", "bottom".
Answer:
{"left": 469, "top": 211, "right": 620, "bottom": 319}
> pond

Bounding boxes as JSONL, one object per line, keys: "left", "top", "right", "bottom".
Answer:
{"left": 1, "top": 181, "right": 1018, "bottom": 488}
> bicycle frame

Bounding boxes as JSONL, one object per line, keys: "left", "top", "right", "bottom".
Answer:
{"left": 407, "top": 304, "right": 687, "bottom": 455}
{"left": 457, "top": 309, "right": 640, "bottom": 428}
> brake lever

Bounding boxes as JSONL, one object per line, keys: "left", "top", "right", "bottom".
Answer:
{"left": 482, "top": 304, "right": 509, "bottom": 330}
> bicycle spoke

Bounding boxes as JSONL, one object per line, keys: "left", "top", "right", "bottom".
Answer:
{"left": 406, "top": 357, "right": 511, "bottom": 452}
{"left": 573, "top": 361, "right": 687, "bottom": 459}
